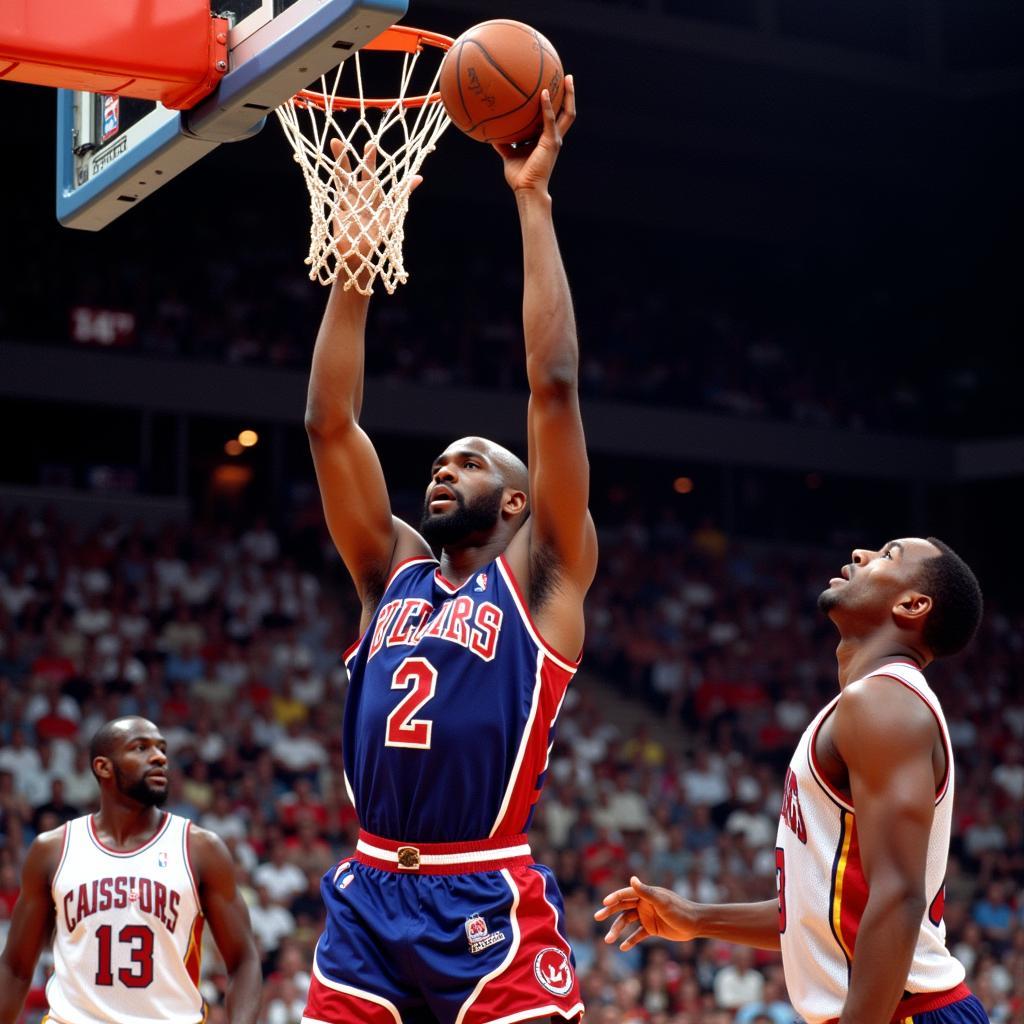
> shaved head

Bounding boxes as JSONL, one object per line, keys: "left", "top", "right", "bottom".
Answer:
{"left": 451, "top": 437, "right": 529, "bottom": 496}
{"left": 89, "top": 716, "right": 159, "bottom": 777}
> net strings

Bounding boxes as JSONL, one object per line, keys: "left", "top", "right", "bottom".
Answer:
{"left": 275, "top": 45, "right": 452, "bottom": 294}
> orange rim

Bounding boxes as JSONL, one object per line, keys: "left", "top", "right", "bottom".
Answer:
{"left": 294, "top": 25, "right": 454, "bottom": 112}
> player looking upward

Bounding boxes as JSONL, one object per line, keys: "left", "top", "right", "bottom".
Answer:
{"left": 0, "top": 716, "right": 261, "bottom": 1024}
{"left": 598, "top": 538, "right": 988, "bottom": 1024}
{"left": 301, "top": 78, "right": 595, "bottom": 1024}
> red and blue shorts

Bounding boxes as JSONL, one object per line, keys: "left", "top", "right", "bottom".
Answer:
{"left": 899, "top": 991, "right": 990, "bottom": 1024}
{"left": 302, "top": 831, "right": 584, "bottom": 1024}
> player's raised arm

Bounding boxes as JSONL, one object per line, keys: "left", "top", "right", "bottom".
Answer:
{"left": 493, "top": 76, "right": 597, "bottom": 651}
{"left": 189, "top": 827, "right": 262, "bottom": 1024}
{"left": 305, "top": 141, "right": 431, "bottom": 623}
{"left": 0, "top": 831, "right": 62, "bottom": 1024}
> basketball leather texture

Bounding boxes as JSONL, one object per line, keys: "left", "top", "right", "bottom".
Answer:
{"left": 439, "top": 20, "right": 564, "bottom": 145}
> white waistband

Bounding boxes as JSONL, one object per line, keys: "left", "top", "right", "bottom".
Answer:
{"left": 355, "top": 838, "right": 532, "bottom": 866}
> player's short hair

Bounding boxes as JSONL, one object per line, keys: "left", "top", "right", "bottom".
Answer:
{"left": 89, "top": 717, "right": 148, "bottom": 778}
{"left": 917, "top": 538, "right": 983, "bottom": 658}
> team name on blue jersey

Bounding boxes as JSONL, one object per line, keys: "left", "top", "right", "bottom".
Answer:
{"left": 368, "top": 594, "right": 503, "bottom": 662}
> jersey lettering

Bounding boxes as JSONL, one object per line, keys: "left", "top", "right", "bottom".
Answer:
{"left": 421, "top": 600, "right": 454, "bottom": 640}
{"left": 780, "top": 767, "right": 807, "bottom": 844}
{"left": 64, "top": 876, "right": 182, "bottom": 934}
{"left": 368, "top": 600, "right": 402, "bottom": 658}
{"left": 443, "top": 595, "right": 474, "bottom": 645}
{"left": 469, "top": 602, "right": 502, "bottom": 661}
{"left": 367, "top": 596, "right": 504, "bottom": 664}
{"left": 387, "top": 599, "right": 432, "bottom": 646}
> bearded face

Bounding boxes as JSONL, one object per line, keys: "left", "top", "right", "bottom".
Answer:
{"left": 420, "top": 484, "right": 505, "bottom": 549}
{"left": 114, "top": 762, "right": 169, "bottom": 807}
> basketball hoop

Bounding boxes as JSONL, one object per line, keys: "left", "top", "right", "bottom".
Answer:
{"left": 275, "top": 26, "right": 454, "bottom": 294}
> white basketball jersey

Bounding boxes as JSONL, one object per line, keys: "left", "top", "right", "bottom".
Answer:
{"left": 776, "top": 662, "right": 966, "bottom": 1024}
{"left": 46, "top": 812, "right": 205, "bottom": 1024}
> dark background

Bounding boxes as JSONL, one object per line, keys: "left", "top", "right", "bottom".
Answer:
{"left": 2, "top": 0, "right": 1023, "bottom": 591}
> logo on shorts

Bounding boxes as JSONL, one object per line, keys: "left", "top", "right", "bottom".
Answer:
{"left": 464, "top": 914, "right": 506, "bottom": 955}
{"left": 533, "top": 947, "right": 573, "bottom": 996}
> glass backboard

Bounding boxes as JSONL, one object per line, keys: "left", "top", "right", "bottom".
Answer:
{"left": 56, "top": 0, "right": 407, "bottom": 229}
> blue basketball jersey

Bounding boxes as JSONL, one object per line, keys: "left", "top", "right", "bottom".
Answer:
{"left": 342, "top": 555, "right": 579, "bottom": 842}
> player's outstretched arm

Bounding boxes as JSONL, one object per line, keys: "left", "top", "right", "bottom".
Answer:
{"left": 0, "top": 831, "right": 62, "bottom": 1024}
{"left": 832, "top": 678, "right": 938, "bottom": 1024}
{"left": 189, "top": 827, "right": 262, "bottom": 1024}
{"left": 305, "top": 140, "right": 430, "bottom": 625}
{"left": 595, "top": 876, "right": 781, "bottom": 953}
{"left": 493, "top": 77, "right": 597, "bottom": 653}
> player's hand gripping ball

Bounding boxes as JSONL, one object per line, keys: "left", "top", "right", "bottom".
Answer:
{"left": 439, "top": 19, "right": 565, "bottom": 145}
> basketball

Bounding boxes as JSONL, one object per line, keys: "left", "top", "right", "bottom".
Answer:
{"left": 439, "top": 20, "right": 565, "bottom": 145}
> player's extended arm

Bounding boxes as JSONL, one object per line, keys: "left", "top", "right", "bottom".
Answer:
{"left": 494, "top": 77, "right": 597, "bottom": 649}
{"left": 190, "top": 827, "right": 262, "bottom": 1024}
{"left": 832, "top": 677, "right": 939, "bottom": 1024}
{"left": 595, "top": 877, "right": 781, "bottom": 952}
{"left": 0, "top": 832, "right": 62, "bottom": 1024}
{"left": 305, "top": 142, "right": 430, "bottom": 622}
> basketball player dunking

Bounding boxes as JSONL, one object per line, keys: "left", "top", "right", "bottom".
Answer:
{"left": 598, "top": 538, "right": 990, "bottom": 1024}
{"left": 0, "top": 717, "right": 261, "bottom": 1024}
{"left": 301, "top": 79, "right": 595, "bottom": 1024}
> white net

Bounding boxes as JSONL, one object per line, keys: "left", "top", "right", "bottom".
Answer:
{"left": 275, "top": 30, "right": 452, "bottom": 294}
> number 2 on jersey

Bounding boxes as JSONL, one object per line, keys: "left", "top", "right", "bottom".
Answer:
{"left": 95, "top": 923, "right": 155, "bottom": 987}
{"left": 385, "top": 657, "right": 438, "bottom": 749}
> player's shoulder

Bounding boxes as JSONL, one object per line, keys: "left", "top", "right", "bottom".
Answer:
{"left": 836, "top": 670, "right": 938, "bottom": 746}
{"left": 186, "top": 822, "right": 237, "bottom": 871}
{"left": 24, "top": 821, "right": 73, "bottom": 882}
{"left": 186, "top": 822, "right": 230, "bottom": 856}
{"left": 35, "top": 820, "right": 73, "bottom": 851}
{"left": 842, "top": 666, "right": 932, "bottom": 714}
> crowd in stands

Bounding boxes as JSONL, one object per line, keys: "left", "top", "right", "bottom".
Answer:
{"left": 1, "top": 504, "right": 1022, "bottom": 1023}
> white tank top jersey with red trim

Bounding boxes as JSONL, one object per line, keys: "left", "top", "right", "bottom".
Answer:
{"left": 776, "top": 661, "right": 968, "bottom": 1024}
{"left": 45, "top": 812, "right": 205, "bottom": 1024}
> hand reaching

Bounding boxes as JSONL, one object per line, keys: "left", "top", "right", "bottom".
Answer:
{"left": 492, "top": 74, "right": 576, "bottom": 195}
{"left": 594, "top": 876, "right": 701, "bottom": 951}
{"left": 327, "top": 137, "right": 422, "bottom": 288}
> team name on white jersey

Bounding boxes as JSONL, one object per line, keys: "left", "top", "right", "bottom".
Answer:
{"left": 62, "top": 875, "right": 184, "bottom": 934}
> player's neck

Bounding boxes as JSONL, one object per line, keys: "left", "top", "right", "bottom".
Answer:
{"left": 93, "top": 800, "right": 167, "bottom": 850}
{"left": 438, "top": 537, "right": 506, "bottom": 586}
{"left": 834, "top": 634, "right": 927, "bottom": 688}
